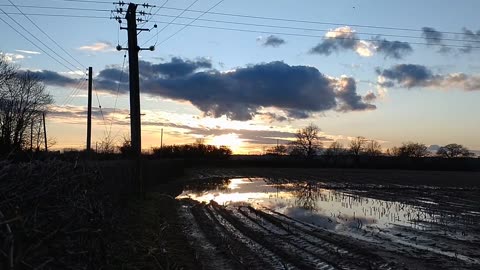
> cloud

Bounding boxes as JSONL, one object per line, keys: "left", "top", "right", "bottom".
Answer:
{"left": 261, "top": 35, "right": 286, "bottom": 47}
{"left": 139, "top": 57, "right": 212, "bottom": 78}
{"left": 20, "top": 70, "right": 80, "bottom": 87}
{"left": 462, "top": 27, "right": 480, "bottom": 41}
{"left": 38, "top": 58, "right": 376, "bottom": 121}
{"left": 372, "top": 37, "right": 413, "bottom": 59}
{"left": 363, "top": 91, "right": 377, "bottom": 102}
{"left": 1, "top": 53, "right": 25, "bottom": 63}
{"left": 310, "top": 26, "right": 412, "bottom": 59}
{"left": 422, "top": 27, "right": 443, "bottom": 45}
{"left": 376, "top": 64, "right": 480, "bottom": 91}
{"left": 78, "top": 42, "right": 114, "bottom": 52}
{"left": 15, "top": 49, "right": 41, "bottom": 55}
{"left": 333, "top": 77, "right": 376, "bottom": 112}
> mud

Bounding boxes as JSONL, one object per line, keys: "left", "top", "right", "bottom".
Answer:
{"left": 175, "top": 170, "right": 480, "bottom": 269}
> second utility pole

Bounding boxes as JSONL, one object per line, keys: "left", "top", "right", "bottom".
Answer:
{"left": 86, "top": 67, "right": 92, "bottom": 152}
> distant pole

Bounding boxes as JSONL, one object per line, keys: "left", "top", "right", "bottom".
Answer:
{"left": 86, "top": 67, "right": 93, "bottom": 152}
{"left": 42, "top": 112, "right": 48, "bottom": 151}
{"left": 30, "top": 120, "right": 33, "bottom": 151}
{"left": 160, "top": 128, "right": 163, "bottom": 149}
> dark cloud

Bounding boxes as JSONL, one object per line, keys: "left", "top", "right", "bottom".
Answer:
{"left": 373, "top": 37, "right": 413, "bottom": 59}
{"left": 139, "top": 57, "right": 211, "bottom": 78}
{"left": 422, "top": 27, "right": 443, "bottom": 45}
{"left": 421, "top": 27, "right": 451, "bottom": 54}
{"left": 377, "top": 64, "right": 480, "bottom": 91}
{"left": 334, "top": 77, "right": 376, "bottom": 112}
{"left": 40, "top": 58, "right": 377, "bottom": 121}
{"left": 20, "top": 70, "right": 79, "bottom": 87}
{"left": 376, "top": 64, "right": 433, "bottom": 88}
{"left": 262, "top": 35, "right": 286, "bottom": 47}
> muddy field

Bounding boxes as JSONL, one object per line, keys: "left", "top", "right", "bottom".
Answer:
{"left": 171, "top": 168, "right": 480, "bottom": 270}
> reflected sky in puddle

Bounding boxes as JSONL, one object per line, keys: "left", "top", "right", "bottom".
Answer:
{"left": 177, "top": 178, "right": 433, "bottom": 232}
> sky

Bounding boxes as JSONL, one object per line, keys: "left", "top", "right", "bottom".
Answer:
{"left": 1, "top": 0, "right": 479, "bottom": 154}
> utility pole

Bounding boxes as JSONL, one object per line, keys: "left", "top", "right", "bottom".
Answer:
{"left": 160, "top": 128, "right": 163, "bottom": 149}
{"left": 114, "top": 2, "right": 155, "bottom": 195}
{"left": 42, "top": 112, "right": 47, "bottom": 152}
{"left": 86, "top": 67, "right": 93, "bottom": 152}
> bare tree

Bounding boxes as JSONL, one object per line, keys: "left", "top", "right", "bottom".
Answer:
{"left": 0, "top": 70, "right": 53, "bottom": 153}
{"left": 266, "top": 144, "right": 288, "bottom": 155}
{"left": 97, "top": 135, "right": 117, "bottom": 154}
{"left": 324, "top": 141, "right": 344, "bottom": 157}
{"left": 364, "top": 140, "right": 382, "bottom": 156}
{"left": 349, "top": 136, "right": 366, "bottom": 156}
{"left": 437, "top": 144, "right": 474, "bottom": 158}
{"left": 0, "top": 55, "right": 16, "bottom": 85}
{"left": 290, "top": 124, "right": 322, "bottom": 158}
{"left": 393, "top": 142, "right": 429, "bottom": 158}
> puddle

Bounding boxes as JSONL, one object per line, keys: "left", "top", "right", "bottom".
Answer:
{"left": 177, "top": 177, "right": 441, "bottom": 232}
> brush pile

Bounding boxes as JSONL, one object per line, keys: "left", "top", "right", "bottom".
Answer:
{"left": 0, "top": 160, "right": 112, "bottom": 269}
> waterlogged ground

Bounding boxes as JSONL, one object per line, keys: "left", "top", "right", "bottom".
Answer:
{"left": 176, "top": 173, "right": 480, "bottom": 270}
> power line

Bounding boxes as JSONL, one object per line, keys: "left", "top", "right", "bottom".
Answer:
{"left": 0, "top": 9, "right": 80, "bottom": 72}
{"left": 6, "top": 0, "right": 86, "bottom": 69}
{"left": 2, "top": 11, "right": 480, "bottom": 50}
{"left": 62, "top": 76, "right": 87, "bottom": 106}
{"left": 159, "top": 7, "right": 470, "bottom": 37}
{"left": 4, "top": 2, "right": 476, "bottom": 38}
{"left": 0, "top": 4, "right": 111, "bottom": 12}
{"left": 140, "top": 0, "right": 200, "bottom": 47}
{"left": 2, "top": 9, "right": 479, "bottom": 45}
{"left": 146, "top": 20, "right": 480, "bottom": 50}
{"left": 150, "top": 13, "right": 480, "bottom": 44}
{"left": 44, "top": 0, "right": 113, "bottom": 4}
{"left": 108, "top": 52, "right": 127, "bottom": 137}
{"left": 145, "top": 0, "right": 224, "bottom": 47}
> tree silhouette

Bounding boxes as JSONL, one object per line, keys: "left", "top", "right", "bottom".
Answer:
{"left": 437, "top": 144, "right": 474, "bottom": 158}
{"left": 290, "top": 124, "right": 322, "bottom": 158}
{"left": 364, "top": 140, "right": 382, "bottom": 156}
{"left": 1, "top": 63, "right": 53, "bottom": 153}
{"left": 392, "top": 142, "right": 429, "bottom": 158}
{"left": 349, "top": 136, "right": 366, "bottom": 156}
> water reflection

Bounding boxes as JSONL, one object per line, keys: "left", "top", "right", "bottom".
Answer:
{"left": 177, "top": 177, "right": 471, "bottom": 234}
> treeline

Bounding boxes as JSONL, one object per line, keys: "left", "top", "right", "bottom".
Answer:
{"left": 266, "top": 124, "right": 477, "bottom": 159}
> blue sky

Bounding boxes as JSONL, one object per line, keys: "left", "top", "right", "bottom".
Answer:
{"left": 1, "top": 0, "right": 479, "bottom": 153}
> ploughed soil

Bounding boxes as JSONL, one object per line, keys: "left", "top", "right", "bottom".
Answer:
{"left": 144, "top": 168, "right": 480, "bottom": 270}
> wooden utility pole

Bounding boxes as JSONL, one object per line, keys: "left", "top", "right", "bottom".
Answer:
{"left": 42, "top": 112, "right": 47, "bottom": 151}
{"left": 160, "top": 128, "right": 163, "bottom": 149}
{"left": 126, "top": 3, "right": 141, "bottom": 157}
{"left": 86, "top": 67, "right": 93, "bottom": 152}
{"left": 116, "top": 2, "right": 155, "bottom": 195}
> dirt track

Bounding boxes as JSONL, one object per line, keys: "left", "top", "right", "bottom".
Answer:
{"left": 172, "top": 168, "right": 480, "bottom": 270}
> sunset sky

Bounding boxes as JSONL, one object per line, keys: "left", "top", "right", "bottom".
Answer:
{"left": 1, "top": 0, "right": 479, "bottom": 154}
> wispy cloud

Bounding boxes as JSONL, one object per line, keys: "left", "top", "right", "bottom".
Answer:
{"left": 15, "top": 49, "right": 41, "bottom": 55}
{"left": 78, "top": 42, "right": 114, "bottom": 52}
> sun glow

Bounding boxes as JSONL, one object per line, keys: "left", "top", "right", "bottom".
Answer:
{"left": 209, "top": 133, "right": 243, "bottom": 153}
